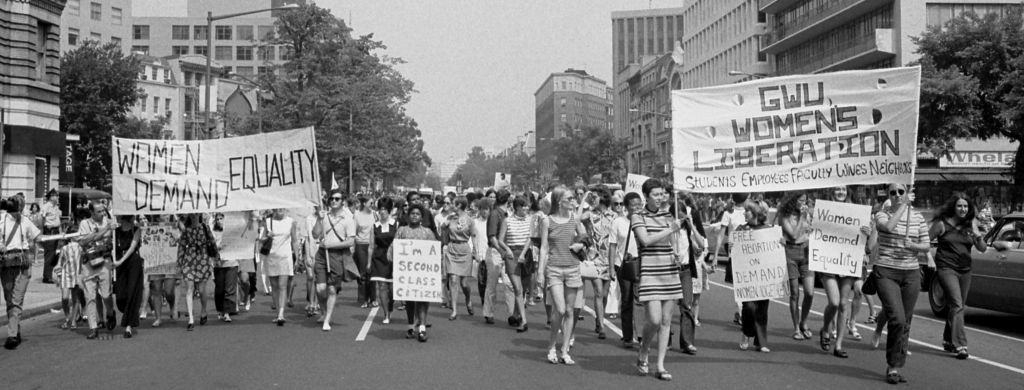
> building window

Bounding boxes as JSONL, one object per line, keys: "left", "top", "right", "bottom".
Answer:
{"left": 131, "top": 45, "right": 149, "bottom": 55}
{"left": 172, "top": 25, "right": 189, "bottom": 40}
{"left": 141, "top": 96, "right": 147, "bottom": 112}
{"left": 236, "top": 66, "right": 254, "bottom": 76}
{"left": 257, "top": 25, "right": 275, "bottom": 40}
{"left": 183, "top": 71, "right": 192, "bottom": 86}
{"left": 560, "top": 114, "right": 567, "bottom": 122}
{"left": 257, "top": 66, "right": 271, "bottom": 77}
{"left": 194, "top": 45, "right": 208, "bottom": 57}
{"left": 172, "top": 45, "right": 189, "bottom": 56}
{"left": 194, "top": 25, "right": 208, "bottom": 40}
{"left": 560, "top": 97, "right": 566, "bottom": 107}
{"left": 133, "top": 25, "right": 149, "bottom": 40}
{"left": 36, "top": 22, "right": 49, "bottom": 81}
{"left": 68, "top": 28, "right": 79, "bottom": 46}
{"left": 153, "top": 97, "right": 159, "bottom": 113}
{"left": 90, "top": 32, "right": 101, "bottom": 41}
{"left": 237, "top": 25, "right": 254, "bottom": 41}
{"left": 163, "top": 69, "right": 170, "bottom": 82}
{"left": 280, "top": 46, "right": 294, "bottom": 60}
{"left": 165, "top": 98, "right": 172, "bottom": 113}
{"left": 111, "top": 36, "right": 121, "bottom": 45}
{"left": 68, "top": 0, "right": 80, "bottom": 15}
{"left": 236, "top": 46, "right": 253, "bottom": 61}
{"left": 257, "top": 46, "right": 275, "bottom": 61}
{"left": 151, "top": 67, "right": 157, "bottom": 81}
{"left": 90, "top": 2, "right": 101, "bottom": 21}
{"left": 215, "top": 26, "right": 232, "bottom": 40}
{"left": 111, "top": 7, "right": 122, "bottom": 25}
{"left": 215, "top": 46, "right": 232, "bottom": 61}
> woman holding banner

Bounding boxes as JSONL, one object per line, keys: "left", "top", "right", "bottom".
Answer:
{"left": 389, "top": 204, "right": 438, "bottom": 342}
{"left": 176, "top": 214, "right": 214, "bottom": 331}
{"left": 113, "top": 215, "right": 145, "bottom": 338}
{"left": 930, "top": 194, "right": 986, "bottom": 360}
{"left": 873, "top": 183, "right": 931, "bottom": 384}
{"left": 630, "top": 179, "right": 685, "bottom": 381}
{"left": 539, "top": 186, "right": 588, "bottom": 365}
{"left": 817, "top": 186, "right": 871, "bottom": 358}
{"left": 778, "top": 192, "right": 815, "bottom": 341}
{"left": 370, "top": 197, "right": 398, "bottom": 324}
{"left": 738, "top": 201, "right": 773, "bottom": 353}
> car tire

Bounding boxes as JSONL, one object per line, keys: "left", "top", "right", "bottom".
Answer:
{"left": 929, "top": 273, "right": 948, "bottom": 317}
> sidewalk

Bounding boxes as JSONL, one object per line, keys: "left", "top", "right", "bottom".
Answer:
{"left": 0, "top": 251, "right": 63, "bottom": 325}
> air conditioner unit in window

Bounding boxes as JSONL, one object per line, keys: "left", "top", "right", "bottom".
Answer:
{"left": 164, "top": 78, "right": 171, "bottom": 84}
{"left": 141, "top": 75, "right": 147, "bottom": 80}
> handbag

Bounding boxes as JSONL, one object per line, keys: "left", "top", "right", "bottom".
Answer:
{"left": 259, "top": 218, "right": 274, "bottom": 256}
{"left": 202, "top": 223, "right": 219, "bottom": 258}
{"left": 0, "top": 216, "right": 31, "bottom": 269}
{"left": 580, "top": 260, "right": 600, "bottom": 279}
{"left": 861, "top": 267, "right": 878, "bottom": 295}
{"left": 619, "top": 230, "right": 640, "bottom": 282}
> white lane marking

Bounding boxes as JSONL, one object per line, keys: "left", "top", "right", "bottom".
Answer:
{"left": 806, "top": 288, "right": 1024, "bottom": 345}
{"left": 355, "top": 306, "right": 379, "bottom": 341}
{"left": 582, "top": 305, "right": 624, "bottom": 339}
{"left": 710, "top": 281, "right": 1024, "bottom": 376}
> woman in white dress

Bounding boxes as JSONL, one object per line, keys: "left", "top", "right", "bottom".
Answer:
{"left": 260, "top": 208, "right": 299, "bottom": 326}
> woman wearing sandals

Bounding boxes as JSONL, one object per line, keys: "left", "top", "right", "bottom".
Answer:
{"left": 737, "top": 201, "right": 774, "bottom": 353}
{"left": 778, "top": 192, "right": 815, "bottom": 341}
{"left": 500, "top": 196, "right": 533, "bottom": 332}
{"left": 311, "top": 192, "right": 356, "bottom": 331}
{"left": 539, "top": 186, "right": 589, "bottom": 365}
{"left": 441, "top": 196, "right": 477, "bottom": 321}
{"left": 370, "top": 197, "right": 399, "bottom": 324}
{"left": 176, "top": 214, "right": 214, "bottom": 331}
{"left": 873, "top": 183, "right": 930, "bottom": 384}
{"left": 816, "top": 186, "right": 871, "bottom": 358}
{"left": 261, "top": 209, "right": 300, "bottom": 327}
{"left": 631, "top": 179, "right": 685, "bottom": 381}
{"left": 389, "top": 203, "right": 438, "bottom": 342}
{"left": 929, "top": 194, "right": 985, "bottom": 360}
{"left": 113, "top": 215, "right": 145, "bottom": 338}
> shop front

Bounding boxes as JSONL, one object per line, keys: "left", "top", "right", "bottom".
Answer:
{"left": 914, "top": 141, "right": 1017, "bottom": 218}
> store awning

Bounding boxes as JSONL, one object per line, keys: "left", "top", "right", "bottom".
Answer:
{"left": 915, "top": 171, "right": 1011, "bottom": 182}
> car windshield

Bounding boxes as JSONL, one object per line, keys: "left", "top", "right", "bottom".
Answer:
{"left": 992, "top": 221, "right": 1024, "bottom": 245}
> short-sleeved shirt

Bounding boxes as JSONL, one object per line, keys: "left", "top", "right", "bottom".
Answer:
{"left": 0, "top": 213, "right": 42, "bottom": 250}
{"left": 320, "top": 212, "right": 356, "bottom": 249}
{"left": 718, "top": 206, "right": 745, "bottom": 245}
{"left": 78, "top": 216, "right": 113, "bottom": 259}
{"left": 354, "top": 211, "right": 375, "bottom": 245}
{"left": 505, "top": 213, "right": 532, "bottom": 247}
{"left": 41, "top": 201, "right": 62, "bottom": 228}
{"left": 874, "top": 206, "right": 928, "bottom": 270}
{"left": 487, "top": 207, "right": 508, "bottom": 247}
{"left": 609, "top": 214, "right": 638, "bottom": 267}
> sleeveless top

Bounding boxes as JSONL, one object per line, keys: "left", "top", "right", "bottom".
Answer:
{"left": 546, "top": 214, "right": 578, "bottom": 268}
{"left": 934, "top": 219, "right": 974, "bottom": 272}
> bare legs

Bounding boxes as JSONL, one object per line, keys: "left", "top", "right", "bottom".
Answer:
{"left": 376, "top": 281, "right": 392, "bottom": 322}
{"left": 270, "top": 276, "right": 288, "bottom": 323}
{"left": 315, "top": 281, "right": 339, "bottom": 330}
{"left": 789, "top": 275, "right": 814, "bottom": 336}
{"left": 546, "top": 283, "right": 579, "bottom": 361}
{"left": 448, "top": 275, "right": 473, "bottom": 318}
{"left": 639, "top": 300, "right": 677, "bottom": 373}
{"left": 149, "top": 278, "right": 175, "bottom": 326}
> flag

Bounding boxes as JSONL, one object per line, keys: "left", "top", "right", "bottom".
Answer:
{"left": 331, "top": 172, "right": 339, "bottom": 190}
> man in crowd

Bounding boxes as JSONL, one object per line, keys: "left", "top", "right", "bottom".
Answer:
{"left": 483, "top": 189, "right": 516, "bottom": 325}
{"left": 40, "top": 189, "right": 62, "bottom": 284}
{"left": 77, "top": 202, "right": 116, "bottom": 340}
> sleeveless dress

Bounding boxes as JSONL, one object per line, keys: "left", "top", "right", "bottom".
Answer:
{"left": 263, "top": 217, "right": 295, "bottom": 277}
{"left": 443, "top": 213, "right": 474, "bottom": 277}
{"left": 370, "top": 220, "right": 398, "bottom": 282}
{"left": 631, "top": 207, "right": 684, "bottom": 302}
{"left": 177, "top": 223, "right": 212, "bottom": 282}
{"left": 114, "top": 227, "right": 144, "bottom": 327}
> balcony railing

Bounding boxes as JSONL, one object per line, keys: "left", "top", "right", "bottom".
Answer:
{"left": 777, "top": 30, "right": 892, "bottom": 75}
{"left": 765, "top": 0, "right": 862, "bottom": 47}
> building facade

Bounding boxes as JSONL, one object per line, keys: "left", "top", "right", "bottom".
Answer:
{"left": 680, "top": 0, "right": 771, "bottom": 88}
{"left": 1, "top": 0, "right": 66, "bottom": 200}
{"left": 760, "top": 0, "right": 1021, "bottom": 213}
{"left": 129, "top": 0, "right": 300, "bottom": 77}
{"left": 534, "top": 69, "right": 613, "bottom": 181}
{"left": 622, "top": 54, "right": 680, "bottom": 178}
{"left": 60, "top": 0, "right": 131, "bottom": 54}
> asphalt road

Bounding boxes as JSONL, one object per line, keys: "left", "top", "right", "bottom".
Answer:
{"left": 2, "top": 272, "right": 1023, "bottom": 390}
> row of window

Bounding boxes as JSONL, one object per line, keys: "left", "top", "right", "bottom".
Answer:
{"left": 682, "top": 1, "right": 765, "bottom": 67}
{"left": 67, "top": 28, "right": 121, "bottom": 47}
{"left": 135, "top": 25, "right": 276, "bottom": 41}
{"left": 139, "top": 96, "right": 173, "bottom": 116}
{"left": 682, "top": 37, "right": 764, "bottom": 89}
{"left": 769, "top": 0, "right": 858, "bottom": 44}
{"left": 614, "top": 15, "right": 684, "bottom": 72}
{"left": 66, "top": 1, "right": 123, "bottom": 25}
{"left": 131, "top": 45, "right": 288, "bottom": 62}
{"left": 775, "top": 6, "right": 892, "bottom": 74}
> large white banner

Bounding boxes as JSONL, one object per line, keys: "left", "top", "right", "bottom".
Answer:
{"left": 809, "top": 200, "right": 871, "bottom": 277}
{"left": 392, "top": 239, "right": 443, "bottom": 303}
{"left": 112, "top": 127, "right": 321, "bottom": 214}
{"left": 672, "top": 67, "right": 921, "bottom": 193}
{"left": 730, "top": 226, "right": 789, "bottom": 303}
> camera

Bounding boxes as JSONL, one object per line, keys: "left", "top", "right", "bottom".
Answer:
{"left": 0, "top": 196, "right": 23, "bottom": 214}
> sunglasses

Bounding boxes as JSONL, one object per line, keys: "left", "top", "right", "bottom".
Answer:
{"left": 613, "top": 202, "right": 624, "bottom": 206}
{"left": 889, "top": 189, "right": 906, "bottom": 196}
{"left": 330, "top": 197, "right": 343, "bottom": 202}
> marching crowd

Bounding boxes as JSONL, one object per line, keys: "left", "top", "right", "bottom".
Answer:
{"left": 0, "top": 179, "right": 986, "bottom": 384}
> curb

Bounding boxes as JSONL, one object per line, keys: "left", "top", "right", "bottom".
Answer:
{"left": 0, "top": 299, "right": 63, "bottom": 325}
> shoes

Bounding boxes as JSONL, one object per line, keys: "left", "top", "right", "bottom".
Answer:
{"left": 60, "top": 321, "right": 70, "bottom": 330}
{"left": 597, "top": 330, "right": 607, "bottom": 340}
{"left": 516, "top": 324, "right": 529, "bottom": 333}
{"left": 406, "top": 329, "right": 415, "bottom": 339}
{"left": 886, "top": 370, "right": 907, "bottom": 384}
{"left": 322, "top": 322, "right": 331, "bottom": 332}
{"left": 106, "top": 316, "right": 116, "bottom": 331}
{"left": 417, "top": 330, "right": 428, "bottom": 342}
{"left": 733, "top": 312, "right": 741, "bottom": 325}
{"left": 187, "top": 322, "right": 195, "bottom": 331}
{"left": 956, "top": 347, "right": 969, "bottom": 360}
{"left": 547, "top": 349, "right": 559, "bottom": 364}
{"left": 695, "top": 319, "right": 702, "bottom": 327}
{"left": 223, "top": 314, "right": 232, "bottom": 323}
{"left": 382, "top": 317, "right": 391, "bottom": 324}
{"left": 360, "top": 302, "right": 369, "bottom": 309}
{"left": 833, "top": 349, "right": 848, "bottom": 358}
{"left": 635, "top": 358, "right": 649, "bottom": 375}
{"left": 607, "top": 314, "right": 618, "bottom": 320}
{"left": 739, "top": 335, "right": 751, "bottom": 351}
{"left": 559, "top": 353, "right": 575, "bottom": 365}
{"left": 577, "top": 314, "right": 585, "bottom": 321}
{"left": 87, "top": 329, "right": 100, "bottom": 340}
{"left": 371, "top": 301, "right": 380, "bottom": 308}
{"left": 682, "top": 345, "right": 698, "bottom": 355}
{"left": 199, "top": 315, "right": 208, "bottom": 326}
{"left": 848, "top": 324, "right": 863, "bottom": 340}
{"left": 151, "top": 319, "right": 161, "bottom": 328}
{"left": 654, "top": 371, "right": 672, "bottom": 381}
{"left": 756, "top": 346, "right": 771, "bottom": 353}
{"left": 124, "top": 328, "right": 134, "bottom": 339}
{"left": 872, "top": 333, "right": 882, "bottom": 349}
{"left": 508, "top": 316, "right": 520, "bottom": 327}
{"left": 276, "top": 318, "right": 286, "bottom": 327}
{"left": 793, "top": 330, "right": 807, "bottom": 340}
{"left": 943, "top": 341, "right": 956, "bottom": 352}
{"left": 866, "top": 315, "right": 877, "bottom": 324}
{"left": 820, "top": 329, "right": 832, "bottom": 352}
{"left": 449, "top": 312, "right": 458, "bottom": 321}
{"left": 3, "top": 336, "right": 20, "bottom": 349}
{"left": 485, "top": 317, "right": 495, "bottom": 325}
{"left": 466, "top": 306, "right": 474, "bottom": 316}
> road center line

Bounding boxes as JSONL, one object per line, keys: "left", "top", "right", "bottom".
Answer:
{"left": 709, "top": 280, "right": 1024, "bottom": 376}
{"left": 355, "top": 306, "right": 379, "bottom": 341}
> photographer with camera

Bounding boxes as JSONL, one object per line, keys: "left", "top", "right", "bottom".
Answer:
{"left": 1, "top": 196, "right": 42, "bottom": 350}
{"left": 76, "top": 202, "right": 116, "bottom": 340}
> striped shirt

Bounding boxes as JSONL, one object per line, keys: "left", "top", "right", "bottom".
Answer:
{"left": 505, "top": 213, "right": 531, "bottom": 247}
{"left": 874, "top": 206, "right": 928, "bottom": 270}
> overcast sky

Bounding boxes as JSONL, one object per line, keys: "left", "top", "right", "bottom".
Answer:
{"left": 319, "top": 0, "right": 687, "bottom": 164}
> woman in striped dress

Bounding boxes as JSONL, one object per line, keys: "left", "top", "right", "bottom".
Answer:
{"left": 539, "top": 186, "right": 589, "bottom": 365}
{"left": 630, "top": 178, "right": 685, "bottom": 381}
{"left": 501, "top": 197, "right": 533, "bottom": 332}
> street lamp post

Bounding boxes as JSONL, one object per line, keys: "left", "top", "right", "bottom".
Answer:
{"left": 205, "top": 3, "right": 298, "bottom": 139}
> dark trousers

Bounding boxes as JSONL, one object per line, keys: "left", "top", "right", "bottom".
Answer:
{"left": 677, "top": 266, "right": 696, "bottom": 348}
{"left": 616, "top": 266, "right": 636, "bottom": 342}
{"left": 742, "top": 300, "right": 770, "bottom": 347}
{"left": 114, "top": 256, "right": 144, "bottom": 328}
{"left": 874, "top": 266, "right": 920, "bottom": 369}
{"left": 937, "top": 267, "right": 971, "bottom": 348}
{"left": 41, "top": 227, "right": 60, "bottom": 281}
{"left": 214, "top": 266, "right": 238, "bottom": 314}
{"left": 354, "top": 244, "right": 375, "bottom": 304}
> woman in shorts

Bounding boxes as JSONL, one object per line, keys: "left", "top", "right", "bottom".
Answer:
{"left": 539, "top": 186, "right": 589, "bottom": 365}
{"left": 779, "top": 191, "right": 814, "bottom": 340}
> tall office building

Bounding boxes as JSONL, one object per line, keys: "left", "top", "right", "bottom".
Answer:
{"left": 610, "top": 8, "right": 685, "bottom": 142}
{"left": 1, "top": 0, "right": 67, "bottom": 198}
{"left": 129, "top": 0, "right": 302, "bottom": 77}
{"left": 680, "top": 0, "right": 771, "bottom": 88}
{"left": 534, "top": 69, "right": 613, "bottom": 181}
{"left": 60, "top": 0, "right": 132, "bottom": 54}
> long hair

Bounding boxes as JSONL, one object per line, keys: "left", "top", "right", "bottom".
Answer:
{"left": 548, "top": 186, "right": 570, "bottom": 216}
{"left": 778, "top": 191, "right": 807, "bottom": 218}
{"left": 744, "top": 201, "right": 769, "bottom": 226}
{"left": 829, "top": 186, "right": 852, "bottom": 203}
{"left": 934, "top": 193, "right": 976, "bottom": 228}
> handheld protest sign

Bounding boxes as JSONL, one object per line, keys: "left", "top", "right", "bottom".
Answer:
{"left": 808, "top": 200, "right": 870, "bottom": 277}
{"left": 392, "top": 239, "right": 443, "bottom": 303}
{"left": 729, "top": 226, "right": 789, "bottom": 303}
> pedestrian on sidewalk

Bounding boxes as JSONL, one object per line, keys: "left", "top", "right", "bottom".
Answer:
{"left": 389, "top": 204, "right": 438, "bottom": 342}
{"left": 77, "top": 202, "right": 115, "bottom": 340}
{"left": 580, "top": 189, "right": 614, "bottom": 340}
{"left": 631, "top": 179, "right": 685, "bottom": 381}
{"left": 539, "top": 186, "right": 588, "bottom": 366}
{"left": 672, "top": 191, "right": 704, "bottom": 356}
{"left": 113, "top": 215, "right": 144, "bottom": 338}
{"left": 929, "top": 194, "right": 986, "bottom": 360}
{"left": 40, "top": 190, "right": 62, "bottom": 284}
{"left": 369, "top": 197, "right": 398, "bottom": 324}
{"left": 1, "top": 196, "right": 42, "bottom": 349}
{"left": 737, "top": 201, "right": 773, "bottom": 354}
{"left": 311, "top": 191, "right": 355, "bottom": 331}
{"left": 176, "top": 214, "right": 214, "bottom": 331}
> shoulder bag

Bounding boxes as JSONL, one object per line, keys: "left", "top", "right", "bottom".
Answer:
{"left": 83, "top": 220, "right": 113, "bottom": 267}
{"left": 619, "top": 228, "right": 640, "bottom": 282}
{"left": 258, "top": 218, "right": 274, "bottom": 256}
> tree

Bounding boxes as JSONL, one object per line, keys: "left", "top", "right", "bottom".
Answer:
{"left": 253, "top": 3, "right": 430, "bottom": 191}
{"left": 913, "top": 6, "right": 1024, "bottom": 181}
{"left": 552, "top": 125, "right": 628, "bottom": 184}
{"left": 60, "top": 41, "right": 143, "bottom": 191}
{"left": 114, "top": 116, "right": 168, "bottom": 140}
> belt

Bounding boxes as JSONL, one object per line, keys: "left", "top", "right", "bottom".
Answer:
{"left": 3, "top": 249, "right": 25, "bottom": 253}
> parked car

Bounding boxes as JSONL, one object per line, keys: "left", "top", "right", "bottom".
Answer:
{"left": 928, "top": 213, "right": 1024, "bottom": 317}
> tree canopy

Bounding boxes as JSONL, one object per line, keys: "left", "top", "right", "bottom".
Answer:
{"left": 552, "top": 125, "right": 628, "bottom": 184}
